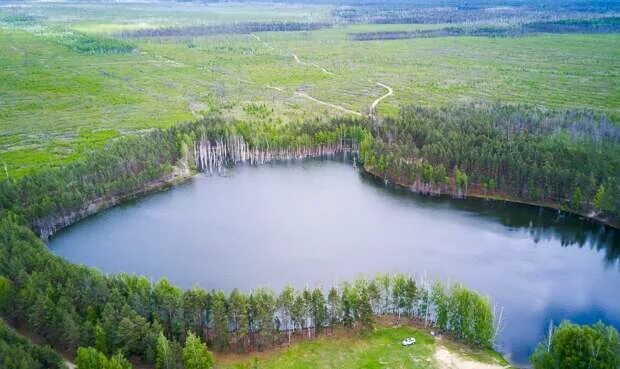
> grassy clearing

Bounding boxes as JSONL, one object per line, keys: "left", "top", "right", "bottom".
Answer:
{"left": 216, "top": 325, "right": 509, "bottom": 369}
{"left": 0, "top": 2, "right": 619, "bottom": 176}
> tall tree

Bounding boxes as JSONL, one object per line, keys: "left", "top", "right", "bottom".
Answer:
{"left": 211, "top": 292, "right": 229, "bottom": 351}
{"left": 327, "top": 286, "right": 341, "bottom": 331}
{"left": 183, "top": 288, "right": 208, "bottom": 338}
{"left": 291, "top": 294, "right": 305, "bottom": 337}
{"left": 155, "top": 332, "right": 175, "bottom": 369}
{"left": 182, "top": 332, "right": 213, "bottom": 369}
{"left": 277, "top": 285, "right": 294, "bottom": 344}
{"left": 311, "top": 288, "right": 326, "bottom": 335}
{"left": 357, "top": 289, "right": 375, "bottom": 335}
{"left": 153, "top": 279, "right": 182, "bottom": 338}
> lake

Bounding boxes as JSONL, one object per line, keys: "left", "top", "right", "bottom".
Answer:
{"left": 49, "top": 160, "right": 620, "bottom": 366}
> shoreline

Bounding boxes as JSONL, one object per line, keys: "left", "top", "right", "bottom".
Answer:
{"left": 35, "top": 157, "right": 619, "bottom": 241}
{"left": 35, "top": 166, "right": 195, "bottom": 241}
{"left": 361, "top": 165, "right": 620, "bottom": 231}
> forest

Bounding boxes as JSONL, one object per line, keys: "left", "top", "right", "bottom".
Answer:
{"left": 361, "top": 104, "right": 620, "bottom": 225}
{"left": 0, "top": 116, "right": 367, "bottom": 238}
{"left": 349, "top": 17, "right": 620, "bottom": 40}
{"left": 332, "top": 1, "right": 620, "bottom": 24}
{"left": 0, "top": 320, "right": 65, "bottom": 369}
{"left": 120, "top": 22, "right": 332, "bottom": 38}
{"left": 0, "top": 213, "right": 497, "bottom": 368}
{"left": 1, "top": 103, "right": 619, "bottom": 235}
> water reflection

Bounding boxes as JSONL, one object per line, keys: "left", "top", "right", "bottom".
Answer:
{"left": 360, "top": 173, "right": 620, "bottom": 267}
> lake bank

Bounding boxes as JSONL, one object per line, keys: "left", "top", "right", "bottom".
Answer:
{"left": 49, "top": 160, "right": 620, "bottom": 365}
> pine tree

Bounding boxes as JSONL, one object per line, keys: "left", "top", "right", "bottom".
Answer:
{"left": 327, "top": 286, "right": 341, "bottom": 330}
{"left": 156, "top": 332, "right": 175, "bottom": 369}
{"left": 357, "top": 289, "right": 375, "bottom": 335}
{"left": 277, "top": 285, "right": 294, "bottom": 344}
{"left": 211, "top": 292, "right": 229, "bottom": 351}
{"left": 182, "top": 332, "right": 214, "bottom": 369}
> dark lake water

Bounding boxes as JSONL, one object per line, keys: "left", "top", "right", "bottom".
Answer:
{"left": 49, "top": 160, "right": 620, "bottom": 366}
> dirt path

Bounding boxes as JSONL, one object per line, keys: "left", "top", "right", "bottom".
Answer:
{"left": 434, "top": 347, "right": 510, "bottom": 369}
{"left": 371, "top": 82, "right": 393, "bottom": 112}
{"left": 291, "top": 52, "right": 335, "bottom": 75}
{"left": 249, "top": 33, "right": 274, "bottom": 50}
{"left": 249, "top": 33, "right": 397, "bottom": 117}
{"left": 295, "top": 91, "right": 362, "bottom": 116}
{"left": 250, "top": 33, "right": 334, "bottom": 75}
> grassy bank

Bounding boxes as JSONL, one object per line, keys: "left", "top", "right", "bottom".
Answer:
{"left": 217, "top": 325, "right": 512, "bottom": 369}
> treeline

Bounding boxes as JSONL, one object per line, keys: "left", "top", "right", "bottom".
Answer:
{"left": 0, "top": 117, "right": 366, "bottom": 238}
{"left": 334, "top": 4, "right": 531, "bottom": 24}
{"left": 530, "top": 321, "right": 619, "bottom": 369}
{"left": 525, "top": 16, "right": 620, "bottom": 33}
{"left": 0, "top": 214, "right": 497, "bottom": 368}
{"left": 333, "top": 1, "right": 620, "bottom": 25}
{"left": 361, "top": 104, "right": 620, "bottom": 224}
{"left": 349, "top": 17, "right": 620, "bottom": 41}
{"left": 2, "top": 101, "right": 619, "bottom": 236}
{"left": 0, "top": 320, "right": 66, "bottom": 369}
{"left": 349, "top": 27, "right": 519, "bottom": 41}
{"left": 0, "top": 13, "right": 39, "bottom": 25}
{"left": 119, "top": 22, "right": 331, "bottom": 38}
{"left": 56, "top": 31, "right": 137, "bottom": 55}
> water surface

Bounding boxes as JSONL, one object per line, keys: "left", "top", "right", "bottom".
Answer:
{"left": 50, "top": 160, "right": 620, "bottom": 366}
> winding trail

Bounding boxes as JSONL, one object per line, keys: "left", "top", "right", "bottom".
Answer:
{"left": 249, "top": 33, "right": 274, "bottom": 50}
{"left": 291, "top": 52, "right": 335, "bottom": 75}
{"left": 250, "top": 33, "right": 334, "bottom": 75}
{"left": 294, "top": 91, "right": 362, "bottom": 116}
{"left": 249, "top": 33, "right": 393, "bottom": 117}
{"left": 371, "top": 82, "right": 394, "bottom": 112}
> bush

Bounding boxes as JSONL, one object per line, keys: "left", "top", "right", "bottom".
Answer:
{"left": 531, "top": 321, "right": 619, "bottom": 369}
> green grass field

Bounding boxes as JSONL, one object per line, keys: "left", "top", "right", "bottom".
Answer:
{"left": 1, "top": 1, "right": 619, "bottom": 177}
{"left": 216, "top": 326, "right": 511, "bottom": 369}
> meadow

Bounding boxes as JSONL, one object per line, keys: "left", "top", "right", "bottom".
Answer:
{"left": 217, "top": 325, "right": 511, "bottom": 369}
{"left": 1, "top": 1, "right": 619, "bottom": 178}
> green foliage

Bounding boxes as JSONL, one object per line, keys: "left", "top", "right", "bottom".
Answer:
{"left": 211, "top": 291, "right": 230, "bottom": 351}
{"left": 2, "top": 10, "right": 619, "bottom": 176}
{"left": 356, "top": 289, "right": 374, "bottom": 335}
{"left": 0, "top": 275, "right": 12, "bottom": 316}
{"left": 156, "top": 333, "right": 175, "bottom": 369}
{"left": 531, "top": 321, "right": 619, "bottom": 369}
{"left": 182, "top": 332, "right": 213, "bottom": 369}
{"left": 243, "top": 104, "right": 272, "bottom": 119}
{"left": 0, "top": 117, "right": 367, "bottom": 230}
{"left": 76, "top": 347, "right": 132, "bottom": 369}
{"left": 447, "top": 285, "right": 494, "bottom": 348}
{"left": 55, "top": 32, "right": 136, "bottom": 55}
{"left": 367, "top": 104, "right": 620, "bottom": 222}
{"left": 572, "top": 186, "right": 583, "bottom": 210}
{"left": 0, "top": 210, "right": 500, "bottom": 365}
{"left": 432, "top": 282, "right": 448, "bottom": 332}
{"left": 0, "top": 320, "right": 66, "bottom": 369}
